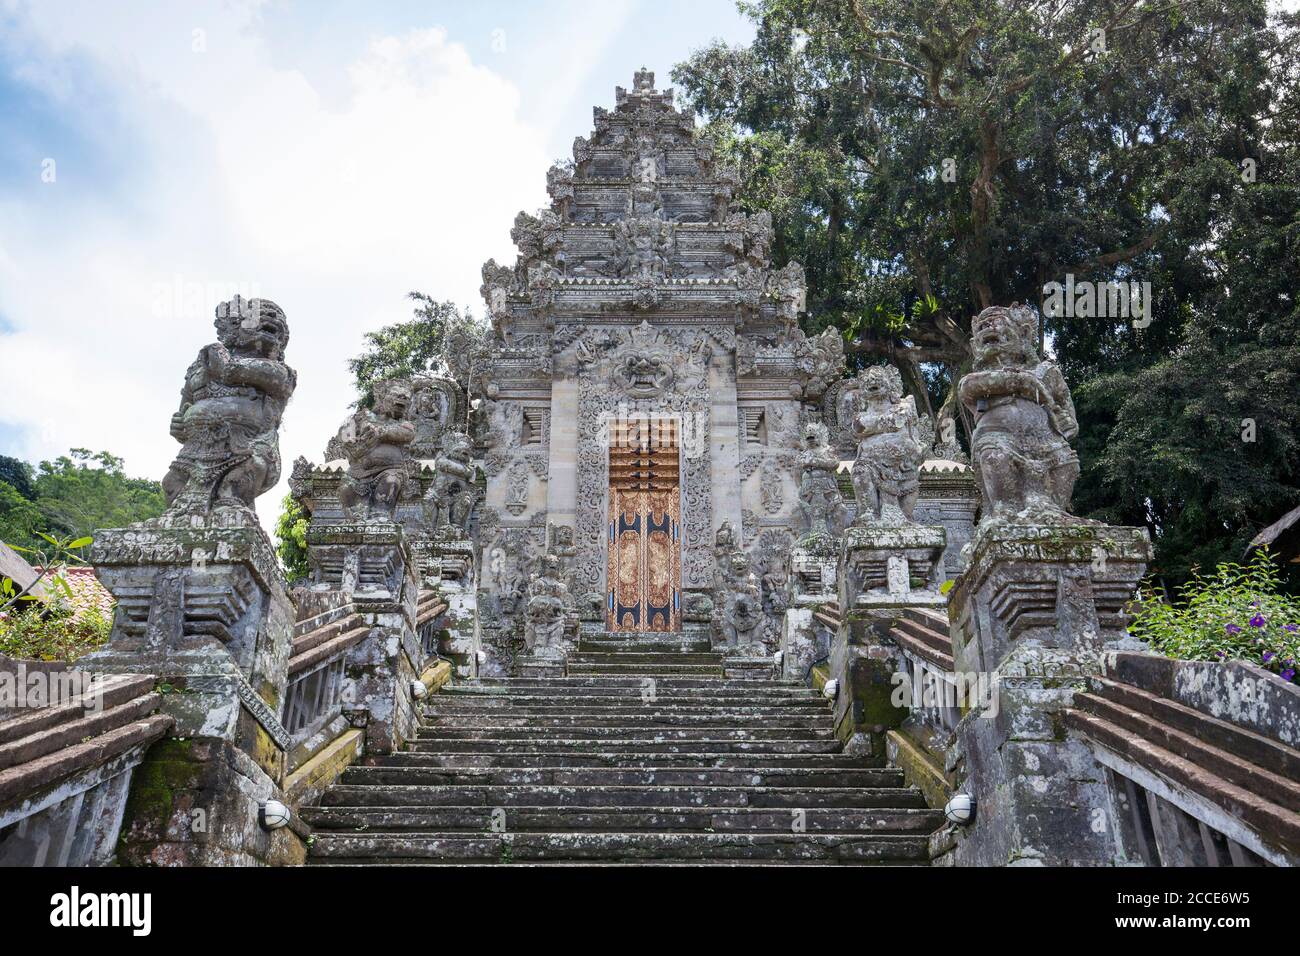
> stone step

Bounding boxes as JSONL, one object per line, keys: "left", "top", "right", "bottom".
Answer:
{"left": 339, "top": 765, "right": 902, "bottom": 788}
{"left": 320, "top": 783, "right": 929, "bottom": 810}
{"left": 0, "top": 693, "right": 163, "bottom": 772}
{"left": 421, "top": 713, "right": 832, "bottom": 730}
{"left": 567, "top": 652, "right": 722, "bottom": 665}
{"left": 441, "top": 686, "right": 816, "bottom": 702}
{"left": 459, "top": 677, "right": 804, "bottom": 691}
{"left": 423, "top": 698, "right": 828, "bottom": 714}
{"left": 0, "top": 673, "right": 157, "bottom": 746}
{"left": 415, "top": 726, "right": 833, "bottom": 741}
{"left": 406, "top": 737, "right": 843, "bottom": 754}
{"left": 302, "top": 805, "right": 943, "bottom": 834}
{"left": 566, "top": 663, "right": 726, "bottom": 676}
{"left": 306, "top": 831, "right": 932, "bottom": 864}
{"left": 580, "top": 639, "right": 713, "bottom": 653}
{"left": 365, "top": 752, "right": 876, "bottom": 770}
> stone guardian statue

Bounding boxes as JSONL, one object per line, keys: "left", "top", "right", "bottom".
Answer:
{"left": 851, "top": 365, "right": 925, "bottom": 525}
{"left": 161, "top": 296, "right": 296, "bottom": 523}
{"left": 796, "top": 422, "right": 845, "bottom": 536}
{"left": 958, "top": 304, "right": 1080, "bottom": 524}
{"left": 336, "top": 379, "right": 416, "bottom": 523}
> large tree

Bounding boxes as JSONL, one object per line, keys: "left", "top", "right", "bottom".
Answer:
{"left": 675, "top": 0, "right": 1299, "bottom": 585}
{"left": 347, "top": 293, "right": 478, "bottom": 407}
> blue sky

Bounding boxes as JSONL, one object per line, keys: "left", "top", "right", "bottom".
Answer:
{"left": 0, "top": 0, "right": 754, "bottom": 530}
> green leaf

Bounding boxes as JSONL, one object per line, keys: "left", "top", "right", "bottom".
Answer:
{"left": 67, "top": 536, "right": 93, "bottom": 550}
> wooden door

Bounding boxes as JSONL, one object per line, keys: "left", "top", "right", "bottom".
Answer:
{"left": 607, "top": 424, "right": 680, "bottom": 632}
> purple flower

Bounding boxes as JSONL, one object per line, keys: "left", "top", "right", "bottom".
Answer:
{"left": 1216, "top": 650, "right": 1226, "bottom": 658}
{"left": 1225, "top": 624, "right": 1242, "bottom": 634}
{"left": 1263, "top": 651, "right": 1275, "bottom": 663}
{"left": 1249, "top": 613, "right": 1266, "bottom": 628}
{"left": 1284, "top": 624, "right": 1298, "bottom": 633}
{"left": 1282, "top": 668, "right": 1296, "bottom": 683}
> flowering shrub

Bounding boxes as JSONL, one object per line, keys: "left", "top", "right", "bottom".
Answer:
{"left": 1128, "top": 550, "right": 1300, "bottom": 684}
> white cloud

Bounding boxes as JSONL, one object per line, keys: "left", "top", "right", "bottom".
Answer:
{"left": 0, "top": 2, "right": 551, "bottom": 532}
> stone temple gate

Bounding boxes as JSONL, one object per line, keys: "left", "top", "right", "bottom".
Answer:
{"left": 24, "top": 68, "right": 1285, "bottom": 870}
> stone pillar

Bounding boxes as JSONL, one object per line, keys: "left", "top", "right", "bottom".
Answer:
{"left": 306, "top": 523, "right": 421, "bottom": 754}
{"left": 945, "top": 522, "right": 1151, "bottom": 865}
{"left": 831, "top": 524, "right": 946, "bottom": 759}
{"left": 89, "top": 524, "right": 303, "bottom": 866}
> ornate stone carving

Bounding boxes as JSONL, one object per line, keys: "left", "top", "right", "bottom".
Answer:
{"left": 425, "top": 430, "right": 476, "bottom": 533}
{"left": 159, "top": 296, "right": 296, "bottom": 524}
{"left": 506, "top": 460, "right": 530, "bottom": 515}
{"left": 760, "top": 461, "right": 784, "bottom": 515}
{"left": 959, "top": 304, "right": 1081, "bottom": 526}
{"left": 523, "top": 554, "right": 573, "bottom": 658}
{"left": 797, "top": 422, "right": 845, "bottom": 536}
{"left": 710, "top": 549, "right": 768, "bottom": 655}
{"left": 766, "top": 260, "right": 806, "bottom": 333}
{"left": 336, "top": 379, "right": 416, "bottom": 523}
{"left": 607, "top": 216, "right": 675, "bottom": 279}
{"left": 851, "top": 365, "right": 925, "bottom": 525}
{"left": 794, "top": 327, "right": 846, "bottom": 400}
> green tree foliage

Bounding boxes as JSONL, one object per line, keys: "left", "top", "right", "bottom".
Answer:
{"left": 0, "top": 449, "right": 166, "bottom": 557}
{"left": 0, "top": 455, "right": 35, "bottom": 500}
{"left": 348, "top": 293, "right": 477, "bottom": 407}
{"left": 274, "top": 492, "right": 310, "bottom": 585}
{"left": 675, "top": 0, "right": 1300, "bottom": 585}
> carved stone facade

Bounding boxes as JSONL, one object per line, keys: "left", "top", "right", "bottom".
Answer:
{"left": 465, "top": 70, "right": 844, "bottom": 667}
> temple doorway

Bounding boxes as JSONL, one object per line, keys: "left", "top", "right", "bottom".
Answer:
{"left": 606, "top": 417, "right": 681, "bottom": 632}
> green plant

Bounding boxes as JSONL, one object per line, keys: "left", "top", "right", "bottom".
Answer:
{"left": 1128, "top": 550, "right": 1300, "bottom": 684}
{"left": 0, "top": 603, "right": 112, "bottom": 662}
{"left": 274, "top": 493, "right": 310, "bottom": 585}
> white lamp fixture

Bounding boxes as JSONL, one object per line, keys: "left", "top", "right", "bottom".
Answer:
{"left": 822, "top": 679, "right": 838, "bottom": 699}
{"left": 476, "top": 650, "right": 487, "bottom": 664}
{"left": 259, "top": 799, "right": 291, "bottom": 831}
{"left": 773, "top": 650, "right": 784, "bottom": 666}
{"left": 944, "top": 792, "right": 976, "bottom": 825}
{"left": 410, "top": 679, "right": 429, "bottom": 700}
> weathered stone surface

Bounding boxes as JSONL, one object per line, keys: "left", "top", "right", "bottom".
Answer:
{"left": 850, "top": 365, "right": 925, "bottom": 525}
{"left": 159, "top": 296, "right": 296, "bottom": 527}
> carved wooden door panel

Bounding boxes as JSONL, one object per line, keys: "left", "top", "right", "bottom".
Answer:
{"left": 606, "top": 431, "right": 681, "bottom": 633}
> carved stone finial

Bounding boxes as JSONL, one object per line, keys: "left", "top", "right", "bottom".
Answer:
{"left": 850, "top": 365, "right": 925, "bottom": 525}
{"left": 159, "top": 295, "right": 296, "bottom": 524}
{"left": 959, "top": 304, "right": 1081, "bottom": 526}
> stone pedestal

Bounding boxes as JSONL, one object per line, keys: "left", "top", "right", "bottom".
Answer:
{"left": 946, "top": 522, "right": 1152, "bottom": 866}
{"left": 412, "top": 532, "right": 479, "bottom": 679}
{"left": 789, "top": 533, "right": 838, "bottom": 606}
{"left": 841, "top": 523, "right": 946, "bottom": 609}
{"left": 829, "top": 523, "right": 947, "bottom": 759}
{"left": 308, "top": 523, "right": 422, "bottom": 755}
{"left": 88, "top": 524, "right": 302, "bottom": 866}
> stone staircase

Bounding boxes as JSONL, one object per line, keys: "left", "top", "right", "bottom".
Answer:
{"left": 305, "top": 636, "right": 944, "bottom": 865}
